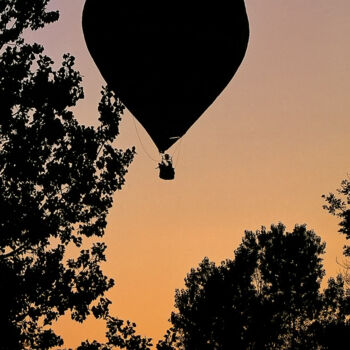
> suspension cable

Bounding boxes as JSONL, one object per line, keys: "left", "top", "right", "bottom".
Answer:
{"left": 131, "top": 115, "right": 158, "bottom": 162}
{"left": 172, "top": 137, "right": 183, "bottom": 167}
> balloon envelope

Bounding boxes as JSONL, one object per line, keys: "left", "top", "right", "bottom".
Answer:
{"left": 83, "top": 1, "right": 249, "bottom": 152}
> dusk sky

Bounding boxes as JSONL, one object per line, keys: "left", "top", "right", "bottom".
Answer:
{"left": 26, "top": 0, "right": 350, "bottom": 347}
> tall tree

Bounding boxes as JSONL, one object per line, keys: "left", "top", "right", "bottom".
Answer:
{"left": 320, "top": 177, "right": 350, "bottom": 348}
{"left": 158, "top": 224, "right": 350, "bottom": 350}
{"left": 0, "top": 1, "right": 152, "bottom": 349}
{"left": 311, "top": 275, "right": 350, "bottom": 349}
{"left": 323, "top": 176, "right": 350, "bottom": 256}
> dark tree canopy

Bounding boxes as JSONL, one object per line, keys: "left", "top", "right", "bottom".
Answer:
{"left": 157, "top": 224, "right": 350, "bottom": 350}
{"left": 0, "top": 0, "right": 59, "bottom": 49}
{"left": 323, "top": 177, "right": 350, "bottom": 256}
{"left": 0, "top": 1, "right": 153, "bottom": 349}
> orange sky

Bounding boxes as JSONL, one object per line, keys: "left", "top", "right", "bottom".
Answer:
{"left": 27, "top": 0, "right": 350, "bottom": 347}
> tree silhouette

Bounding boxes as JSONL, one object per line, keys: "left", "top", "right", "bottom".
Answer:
{"left": 0, "top": 2, "right": 153, "bottom": 349}
{"left": 158, "top": 224, "right": 350, "bottom": 350}
{"left": 311, "top": 275, "right": 350, "bottom": 349}
{"left": 320, "top": 176, "right": 350, "bottom": 348}
{"left": 323, "top": 176, "right": 350, "bottom": 292}
{"left": 323, "top": 176, "right": 350, "bottom": 257}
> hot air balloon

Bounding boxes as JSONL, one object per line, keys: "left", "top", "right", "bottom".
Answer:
{"left": 82, "top": 1, "right": 249, "bottom": 179}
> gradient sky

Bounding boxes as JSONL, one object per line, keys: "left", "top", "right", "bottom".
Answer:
{"left": 26, "top": 0, "right": 350, "bottom": 347}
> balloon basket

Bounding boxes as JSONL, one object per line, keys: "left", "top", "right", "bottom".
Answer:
{"left": 159, "top": 165, "right": 175, "bottom": 180}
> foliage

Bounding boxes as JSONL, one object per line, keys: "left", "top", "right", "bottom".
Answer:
{"left": 75, "top": 316, "right": 152, "bottom": 350}
{"left": 323, "top": 176, "right": 350, "bottom": 256}
{"left": 159, "top": 224, "right": 350, "bottom": 350}
{"left": 0, "top": 0, "right": 59, "bottom": 49}
{"left": 0, "top": 1, "right": 155, "bottom": 349}
{"left": 311, "top": 275, "right": 350, "bottom": 349}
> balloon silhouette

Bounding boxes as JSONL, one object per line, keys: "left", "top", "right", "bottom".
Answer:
{"left": 82, "top": 1, "right": 249, "bottom": 153}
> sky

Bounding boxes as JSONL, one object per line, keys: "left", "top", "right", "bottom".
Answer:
{"left": 26, "top": 0, "right": 350, "bottom": 347}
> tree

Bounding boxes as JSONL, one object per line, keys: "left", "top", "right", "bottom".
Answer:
{"left": 311, "top": 275, "right": 350, "bottom": 349}
{"left": 323, "top": 176, "right": 350, "bottom": 291}
{"left": 0, "top": 1, "right": 153, "bottom": 349}
{"left": 159, "top": 224, "right": 350, "bottom": 350}
{"left": 323, "top": 176, "right": 350, "bottom": 257}
{"left": 319, "top": 176, "right": 350, "bottom": 348}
